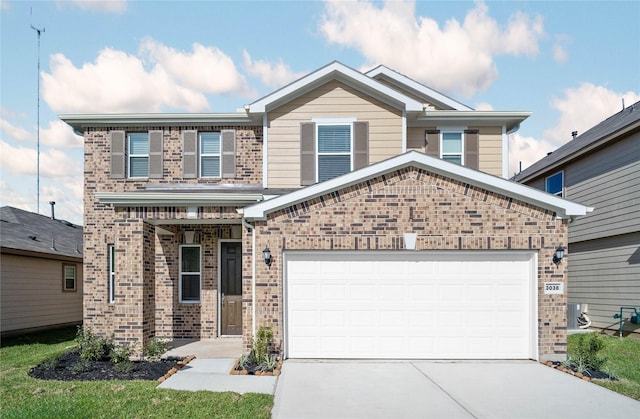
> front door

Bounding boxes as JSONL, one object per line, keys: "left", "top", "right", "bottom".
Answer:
{"left": 220, "top": 241, "right": 242, "bottom": 335}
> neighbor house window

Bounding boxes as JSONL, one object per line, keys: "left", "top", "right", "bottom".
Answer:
{"left": 180, "top": 245, "right": 201, "bottom": 303}
{"left": 200, "top": 132, "right": 221, "bottom": 178}
{"left": 108, "top": 244, "right": 115, "bottom": 303}
{"left": 546, "top": 171, "right": 564, "bottom": 196}
{"left": 441, "top": 132, "right": 463, "bottom": 165}
{"left": 128, "top": 132, "right": 149, "bottom": 178}
{"left": 317, "top": 124, "right": 352, "bottom": 182}
{"left": 63, "top": 264, "right": 76, "bottom": 291}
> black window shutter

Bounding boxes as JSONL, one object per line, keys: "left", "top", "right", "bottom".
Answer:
{"left": 110, "top": 130, "right": 125, "bottom": 179}
{"left": 464, "top": 129, "right": 479, "bottom": 170}
{"left": 300, "top": 122, "right": 316, "bottom": 185}
{"left": 221, "top": 129, "right": 236, "bottom": 178}
{"left": 149, "top": 130, "right": 164, "bottom": 178}
{"left": 353, "top": 121, "right": 369, "bottom": 170}
{"left": 183, "top": 130, "right": 198, "bottom": 178}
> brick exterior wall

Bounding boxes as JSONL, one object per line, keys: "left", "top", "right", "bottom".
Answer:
{"left": 83, "top": 126, "right": 261, "bottom": 353}
{"left": 245, "top": 167, "right": 569, "bottom": 360}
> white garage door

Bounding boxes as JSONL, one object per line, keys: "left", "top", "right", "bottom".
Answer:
{"left": 285, "top": 251, "right": 536, "bottom": 359}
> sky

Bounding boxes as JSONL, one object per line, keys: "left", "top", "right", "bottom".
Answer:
{"left": 1, "top": 0, "right": 639, "bottom": 226}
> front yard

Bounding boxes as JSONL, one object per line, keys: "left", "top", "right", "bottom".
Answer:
{"left": 568, "top": 332, "right": 640, "bottom": 400}
{"left": 0, "top": 327, "right": 273, "bottom": 418}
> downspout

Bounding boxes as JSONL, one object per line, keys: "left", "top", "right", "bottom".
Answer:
{"left": 242, "top": 217, "right": 257, "bottom": 338}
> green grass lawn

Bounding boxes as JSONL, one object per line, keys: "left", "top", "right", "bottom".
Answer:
{"left": 0, "top": 327, "right": 273, "bottom": 418}
{"left": 568, "top": 332, "right": 640, "bottom": 400}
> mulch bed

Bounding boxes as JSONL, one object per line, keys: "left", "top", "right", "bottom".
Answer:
{"left": 541, "top": 360, "right": 614, "bottom": 381}
{"left": 29, "top": 350, "right": 183, "bottom": 381}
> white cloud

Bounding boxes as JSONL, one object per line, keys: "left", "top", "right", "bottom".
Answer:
{"left": 242, "top": 51, "right": 306, "bottom": 88}
{"left": 0, "top": 180, "right": 34, "bottom": 213}
{"left": 41, "top": 181, "right": 84, "bottom": 224}
{"left": 508, "top": 132, "right": 557, "bottom": 176}
{"left": 474, "top": 102, "right": 494, "bottom": 111}
{"left": 552, "top": 44, "right": 568, "bottom": 65}
{"left": 42, "top": 39, "right": 251, "bottom": 113}
{"left": 0, "top": 140, "right": 82, "bottom": 178}
{"left": 320, "top": 0, "right": 544, "bottom": 98}
{"left": 58, "top": 0, "right": 127, "bottom": 14}
{"left": 543, "top": 83, "right": 640, "bottom": 143}
{"left": 0, "top": 1, "right": 11, "bottom": 11}
{"left": 0, "top": 119, "right": 32, "bottom": 141}
{"left": 42, "top": 120, "right": 84, "bottom": 148}
{"left": 139, "top": 38, "right": 249, "bottom": 95}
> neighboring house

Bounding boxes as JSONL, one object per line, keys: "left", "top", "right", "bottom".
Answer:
{"left": 1, "top": 206, "right": 83, "bottom": 336}
{"left": 514, "top": 102, "right": 639, "bottom": 335}
{"left": 61, "top": 61, "right": 589, "bottom": 361}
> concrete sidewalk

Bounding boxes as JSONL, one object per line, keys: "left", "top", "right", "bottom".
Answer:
{"left": 157, "top": 358, "right": 277, "bottom": 395}
{"left": 273, "top": 360, "right": 640, "bottom": 419}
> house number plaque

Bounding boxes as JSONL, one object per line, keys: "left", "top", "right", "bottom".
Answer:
{"left": 544, "top": 282, "right": 564, "bottom": 294}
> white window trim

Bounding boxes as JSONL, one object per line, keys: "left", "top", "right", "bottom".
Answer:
{"left": 108, "top": 244, "right": 115, "bottom": 303}
{"left": 315, "top": 121, "right": 354, "bottom": 182}
{"left": 179, "top": 244, "right": 202, "bottom": 303}
{"left": 545, "top": 171, "right": 564, "bottom": 197}
{"left": 63, "top": 263, "right": 76, "bottom": 291}
{"left": 199, "top": 132, "right": 222, "bottom": 178}
{"left": 439, "top": 128, "right": 465, "bottom": 165}
{"left": 127, "top": 132, "right": 149, "bottom": 178}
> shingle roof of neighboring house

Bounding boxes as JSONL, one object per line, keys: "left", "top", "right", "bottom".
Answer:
{"left": 513, "top": 101, "right": 640, "bottom": 182}
{"left": 0, "top": 206, "right": 83, "bottom": 259}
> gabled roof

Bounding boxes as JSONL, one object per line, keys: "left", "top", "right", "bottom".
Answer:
{"left": 249, "top": 61, "right": 424, "bottom": 113}
{"left": 365, "top": 65, "right": 473, "bottom": 111}
{"left": 243, "top": 151, "right": 591, "bottom": 221}
{"left": 0, "top": 206, "right": 83, "bottom": 259}
{"left": 514, "top": 101, "right": 640, "bottom": 182}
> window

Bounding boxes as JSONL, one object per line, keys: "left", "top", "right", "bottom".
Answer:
{"left": 108, "top": 244, "right": 115, "bottom": 303}
{"left": 200, "top": 132, "right": 221, "bottom": 177}
{"left": 128, "top": 132, "right": 149, "bottom": 178}
{"left": 317, "top": 124, "right": 352, "bottom": 182}
{"left": 546, "top": 171, "right": 564, "bottom": 196}
{"left": 180, "top": 245, "right": 201, "bottom": 303}
{"left": 63, "top": 264, "right": 76, "bottom": 291}
{"left": 441, "top": 132, "right": 463, "bottom": 165}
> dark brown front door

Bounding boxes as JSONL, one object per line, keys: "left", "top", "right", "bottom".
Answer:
{"left": 221, "top": 241, "right": 242, "bottom": 335}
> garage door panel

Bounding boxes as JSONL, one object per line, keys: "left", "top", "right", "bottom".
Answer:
{"left": 286, "top": 252, "right": 535, "bottom": 359}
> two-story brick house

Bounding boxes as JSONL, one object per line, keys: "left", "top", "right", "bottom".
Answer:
{"left": 62, "top": 62, "right": 589, "bottom": 361}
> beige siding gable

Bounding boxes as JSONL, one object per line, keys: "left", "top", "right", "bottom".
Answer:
{"left": 267, "top": 80, "right": 403, "bottom": 188}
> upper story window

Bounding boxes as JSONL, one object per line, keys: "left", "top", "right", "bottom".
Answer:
{"left": 317, "top": 124, "right": 352, "bottom": 182}
{"left": 200, "top": 132, "right": 222, "bottom": 177}
{"left": 441, "top": 132, "right": 463, "bottom": 165}
{"left": 183, "top": 130, "right": 236, "bottom": 179}
{"left": 546, "top": 171, "right": 564, "bottom": 196}
{"left": 62, "top": 263, "right": 76, "bottom": 291}
{"left": 128, "top": 133, "right": 149, "bottom": 178}
{"left": 110, "top": 130, "right": 163, "bottom": 179}
{"left": 300, "top": 120, "right": 368, "bottom": 185}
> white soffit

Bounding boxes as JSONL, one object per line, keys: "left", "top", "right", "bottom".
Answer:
{"left": 95, "top": 192, "right": 264, "bottom": 206}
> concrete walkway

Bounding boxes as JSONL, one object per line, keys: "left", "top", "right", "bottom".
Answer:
{"left": 273, "top": 360, "right": 640, "bottom": 419}
{"left": 157, "top": 338, "right": 277, "bottom": 395}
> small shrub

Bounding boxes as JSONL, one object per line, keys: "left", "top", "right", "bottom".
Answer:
{"left": 143, "top": 338, "right": 170, "bottom": 361}
{"left": 573, "top": 333, "right": 606, "bottom": 371}
{"left": 238, "top": 353, "right": 250, "bottom": 370}
{"left": 258, "top": 354, "right": 278, "bottom": 372}
{"left": 70, "top": 358, "right": 90, "bottom": 373}
{"left": 75, "top": 327, "right": 113, "bottom": 361}
{"left": 250, "top": 326, "right": 273, "bottom": 365}
{"left": 110, "top": 344, "right": 132, "bottom": 364}
{"left": 113, "top": 361, "right": 134, "bottom": 374}
{"left": 39, "top": 356, "right": 60, "bottom": 370}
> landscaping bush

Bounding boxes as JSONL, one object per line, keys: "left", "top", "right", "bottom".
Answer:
{"left": 572, "top": 332, "right": 606, "bottom": 372}
{"left": 75, "top": 327, "right": 114, "bottom": 361}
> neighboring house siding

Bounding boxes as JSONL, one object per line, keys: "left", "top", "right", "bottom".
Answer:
{"left": 568, "top": 233, "right": 640, "bottom": 333}
{"left": 267, "top": 80, "right": 403, "bottom": 188}
{"left": 244, "top": 167, "right": 569, "bottom": 359}
{"left": 566, "top": 133, "right": 640, "bottom": 242}
{"left": 1, "top": 254, "right": 83, "bottom": 333}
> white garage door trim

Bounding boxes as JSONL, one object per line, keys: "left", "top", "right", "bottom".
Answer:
{"left": 284, "top": 250, "right": 538, "bottom": 360}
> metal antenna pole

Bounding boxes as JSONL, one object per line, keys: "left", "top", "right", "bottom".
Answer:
{"left": 31, "top": 25, "right": 44, "bottom": 213}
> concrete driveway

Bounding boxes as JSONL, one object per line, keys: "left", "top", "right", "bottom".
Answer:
{"left": 272, "top": 360, "right": 640, "bottom": 419}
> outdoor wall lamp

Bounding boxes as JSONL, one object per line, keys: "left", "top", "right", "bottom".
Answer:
{"left": 263, "top": 246, "right": 272, "bottom": 267}
{"left": 553, "top": 246, "right": 565, "bottom": 266}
